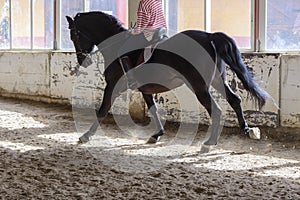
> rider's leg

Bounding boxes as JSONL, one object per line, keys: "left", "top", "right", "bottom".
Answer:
{"left": 119, "top": 56, "right": 139, "bottom": 89}
{"left": 118, "top": 34, "right": 148, "bottom": 90}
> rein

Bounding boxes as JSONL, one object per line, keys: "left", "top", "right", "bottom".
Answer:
{"left": 96, "top": 33, "right": 129, "bottom": 52}
{"left": 70, "top": 22, "right": 130, "bottom": 56}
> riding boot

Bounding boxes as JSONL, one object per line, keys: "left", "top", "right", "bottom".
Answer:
{"left": 119, "top": 56, "right": 138, "bottom": 89}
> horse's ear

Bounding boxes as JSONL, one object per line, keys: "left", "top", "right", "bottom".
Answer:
{"left": 66, "top": 16, "right": 74, "bottom": 26}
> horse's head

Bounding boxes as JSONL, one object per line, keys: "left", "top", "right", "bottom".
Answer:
{"left": 66, "top": 15, "right": 94, "bottom": 67}
{"left": 66, "top": 12, "right": 127, "bottom": 68}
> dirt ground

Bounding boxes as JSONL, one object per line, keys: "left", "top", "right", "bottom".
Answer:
{"left": 0, "top": 97, "right": 299, "bottom": 200}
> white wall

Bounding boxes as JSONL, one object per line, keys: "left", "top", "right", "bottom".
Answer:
{"left": 0, "top": 51, "right": 299, "bottom": 128}
{"left": 0, "top": 52, "right": 50, "bottom": 97}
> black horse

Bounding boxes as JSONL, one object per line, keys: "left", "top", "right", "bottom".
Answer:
{"left": 66, "top": 11, "right": 271, "bottom": 150}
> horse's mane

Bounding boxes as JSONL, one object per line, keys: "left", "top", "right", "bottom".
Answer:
{"left": 74, "top": 11, "right": 126, "bottom": 33}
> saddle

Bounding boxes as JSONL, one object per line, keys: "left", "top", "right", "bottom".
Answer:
{"left": 136, "top": 27, "right": 168, "bottom": 67}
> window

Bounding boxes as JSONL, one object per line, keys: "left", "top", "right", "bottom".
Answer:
{"left": 169, "top": 0, "right": 205, "bottom": 32}
{"left": 0, "top": 0, "right": 9, "bottom": 48}
{"left": 211, "top": 0, "right": 252, "bottom": 49}
{"left": 0, "top": 0, "right": 299, "bottom": 51}
{"left": 60, "top": 0, "right": 127, "bottom": 50}
{"left": 0, "top": 0, "right": 127, "bottom": 50}
{"left": 266, "top": 0, "right": 300, "bottom": 50}
{"left": 0, "top": 0, "right": 54, "bottom": 49}
{"left": 166, "top": 0, "right": 299, "bottom": 51}
{"left": 165, "top": 0, "right": 252, "bottom": 50}
{"left": 60, "top": 0, "right": 84, "bottom": 50}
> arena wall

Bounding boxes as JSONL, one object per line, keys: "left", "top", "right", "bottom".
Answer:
{"left": 0, "top": 51, "right": 299, "bottom": 128}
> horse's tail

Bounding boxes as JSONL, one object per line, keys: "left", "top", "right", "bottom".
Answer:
{"left": 209, "top": 32, "right": 270, "bottom": 109}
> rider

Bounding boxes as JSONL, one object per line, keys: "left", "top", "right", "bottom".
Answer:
{"left": 118, "top": 0, "right": 167, "bottom": 89}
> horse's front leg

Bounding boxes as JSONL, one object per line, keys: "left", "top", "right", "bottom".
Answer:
{"left": 142, "top": 94, "right": 165, "bottom": 144}
{"left": 78, "top": 83, "right": 122, "bottom": 143}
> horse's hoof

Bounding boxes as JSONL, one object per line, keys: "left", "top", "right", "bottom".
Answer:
{"left": 146, "top": 136, "right": 160, "bottom": 144}
{"left": 199, "top": 144, "right": 211, "bottom": 154}
{"left": 202, "top": 139, "right": 217, "bottom": 146}
{"left": 78, "top": 135, "right": 89, "bottom": 144}
{"left": 248, "top": 127, "right": 261, "bottom": 140}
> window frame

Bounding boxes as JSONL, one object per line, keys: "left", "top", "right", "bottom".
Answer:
{"left": 258, "top": 0, "right": 300, "bottom": 52}
{"left": 257, "top": 0, "right": 266, "bottom": 52}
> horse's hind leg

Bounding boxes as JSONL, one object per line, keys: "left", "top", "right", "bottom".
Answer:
{"left": 212, "top": 79, "right": 250, "bottom": 139}
{"left": 213, "top": 56, "right": 250, "bottom": 134}
{"left": 225, "top": 83, "right": 249, "bottom": 133}
{"left": 194, "top": 88, "right": 222, "bottom": 146}
{"left": 212, "top": 73, "right": 250, "bottom": 133}
{"left": 142, "top": 93, "right": 164, "bottom": 144}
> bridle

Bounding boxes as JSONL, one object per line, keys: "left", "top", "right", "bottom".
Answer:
{"left": 68, "top": 22, "right": 96, "bottom": 58}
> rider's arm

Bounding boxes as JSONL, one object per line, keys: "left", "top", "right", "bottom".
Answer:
{"left": 133, "top": 10, "right": 150, "bottom": 35}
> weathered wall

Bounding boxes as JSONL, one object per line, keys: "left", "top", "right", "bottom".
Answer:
{"left": 0, "top": 51, "right": 299, "bottom": 128}
{"left": 0, "top": 52, "right": 129, "bottom": 115}
{"left": 154, "top": 53, "right": 280, "bottom": 128}
{"left": 0, "top": 52, "right": 50, "bottom": 99}
{"left": 280, "top": 55, "right": 300, "bottom": 127}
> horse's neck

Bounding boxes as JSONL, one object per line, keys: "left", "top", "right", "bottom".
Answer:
{"left": 99, "top": 32, "right": 126, "bottom": 67}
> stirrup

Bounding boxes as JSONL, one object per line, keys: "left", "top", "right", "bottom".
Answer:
{"left": 119, "top": 56, "right": 132, "bottom": 73}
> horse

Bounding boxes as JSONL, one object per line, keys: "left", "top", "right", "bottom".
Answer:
{"left": 66, "top": 11, "right": 271, "bottom": 151}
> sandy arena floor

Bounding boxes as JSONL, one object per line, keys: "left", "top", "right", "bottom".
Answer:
{"left": 0, "top": 97, "right": 299, "bottom": 199}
